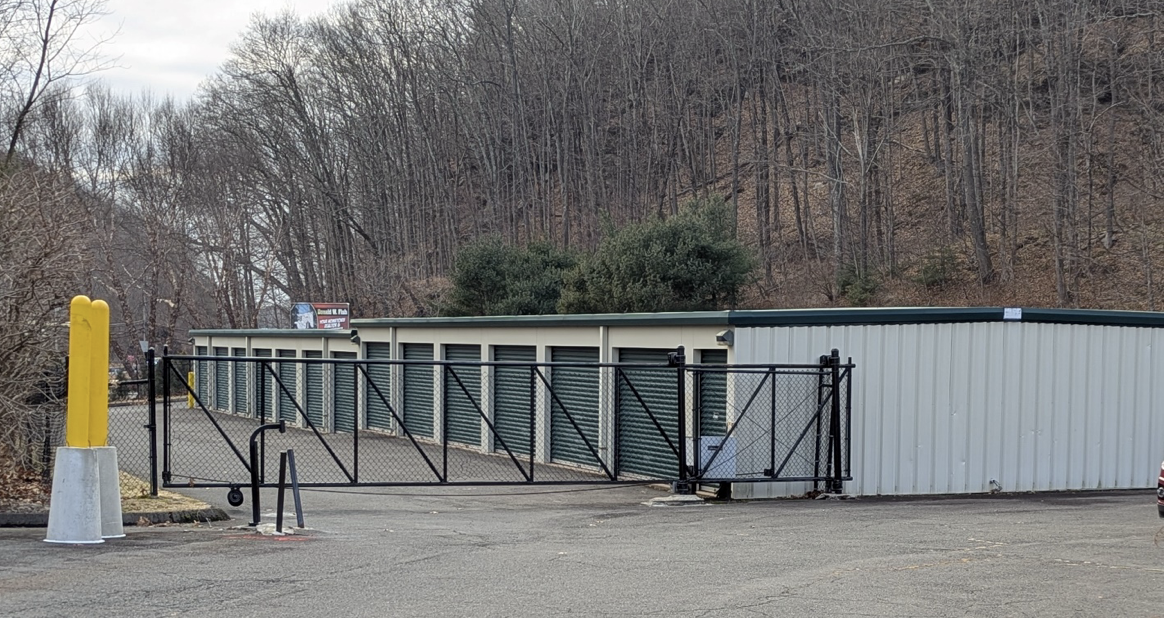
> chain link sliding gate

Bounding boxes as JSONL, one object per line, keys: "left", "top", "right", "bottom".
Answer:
{"left": 149, "top": 346, "right": 852, "bottom": 506}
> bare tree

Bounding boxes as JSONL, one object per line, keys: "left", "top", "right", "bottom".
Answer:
{"left": 0, "top": 0, "right": 113, "bottom": 166}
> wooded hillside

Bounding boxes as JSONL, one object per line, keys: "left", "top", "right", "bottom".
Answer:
{"left": 5, "top": 0, "right": 1164, "bottom": 344}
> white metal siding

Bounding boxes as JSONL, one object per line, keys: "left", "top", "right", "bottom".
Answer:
{"left": 735, "top": 322, "right": 1164, "bottom": 497}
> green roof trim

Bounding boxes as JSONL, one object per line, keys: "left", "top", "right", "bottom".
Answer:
{"left": 191, "top": 308, "right": 1162, "bottom": 336}
{"left": 726, "top": 307, "right": 1163, "bottom": 328}
{"left": 190, "top": 328, "right": 354, "bottom": 339}
{"left": 345, "top": 307, "right": 1162, "bottom": 329}
{"left": 353, "top": 311, "right": 732, "bottom": 328}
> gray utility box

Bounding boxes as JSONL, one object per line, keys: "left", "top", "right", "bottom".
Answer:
{"left": 688, "top": 436, "right": 736, "bottom": 479}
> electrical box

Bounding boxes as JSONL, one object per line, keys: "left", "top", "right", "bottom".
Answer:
{"left": 688, "top": 436, "right": 736, "bottom": 479}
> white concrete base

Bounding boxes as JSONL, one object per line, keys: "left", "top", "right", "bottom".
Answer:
{"left": 95, "top": 447, "right": 124, "bottom": 538}
{"left": 44, "top": 448, "right": 103, "bottom": 544}
{"left": 645, "top": 494, "right": 707, "bottom": 507}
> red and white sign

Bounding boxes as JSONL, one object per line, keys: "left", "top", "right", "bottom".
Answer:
{"left": 292, "top": 302, "right": 350, "bottom": 329}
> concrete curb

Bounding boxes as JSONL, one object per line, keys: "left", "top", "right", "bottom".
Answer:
{"left": 0, "top": 507, "right": 229, "bottom": 529}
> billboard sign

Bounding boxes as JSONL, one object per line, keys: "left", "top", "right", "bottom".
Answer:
{"left": 292, "top": 302, "right": 350, "bottom": 330}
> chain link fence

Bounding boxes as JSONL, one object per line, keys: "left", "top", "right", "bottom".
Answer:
{"left": 160, "top": 353, "right": 852, "bottom": 491}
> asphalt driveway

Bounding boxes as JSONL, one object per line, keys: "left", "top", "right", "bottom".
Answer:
{"left": 0, "top": 486, "right": 1161, "bottom": 617}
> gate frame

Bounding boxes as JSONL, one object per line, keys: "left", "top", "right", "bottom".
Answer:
{"left": 154, "top": 348, "right": 853, "bottom": 500}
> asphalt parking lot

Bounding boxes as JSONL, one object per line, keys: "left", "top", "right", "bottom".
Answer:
{"left": 1, "top": 486, "right": 1161, "bottom": 617}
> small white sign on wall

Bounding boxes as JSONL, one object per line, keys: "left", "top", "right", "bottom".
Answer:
{"left": 1003, "top": 307, "right": 1022, "bottom": 321}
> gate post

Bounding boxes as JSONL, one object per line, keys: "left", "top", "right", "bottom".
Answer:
{"left": 669, "top": 346, "right": 690, "bottom": 494}
{"left": 249, "top": 420, "right": 286, "bottom": 526}
{"left": 828, "top": 349, "right": 843, "bottom": 494}
{"left": 161, "top": 345, "right": 171, "bottom": 486}
{"left": 147, "top": 347, "right": 158, "bottom": 496}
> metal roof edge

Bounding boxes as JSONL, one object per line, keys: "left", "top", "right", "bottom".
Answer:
{"left": 192, "top": 308, "right": 1162, "bottom": 335}
{"left": 1015, "top": 308, "right": 1163, "bottom": 328}
{"left": 725, "top": 307, "right": 1163, "bottom": 328}
{"left": 352, "top": 311, "right": 732, "bottom": 328}
{"left": 190, "top": 329, "right": 354, "bottom": 338}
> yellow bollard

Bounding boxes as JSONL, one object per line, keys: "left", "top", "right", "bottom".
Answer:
{"left": 65, "top": 296, "right": 93, "bottom": 448}
{"left": 88, "top": 300, "right": 110, "bottom": 447}
{"left": 188, "top": 371, "right": 195, "bottom": 408}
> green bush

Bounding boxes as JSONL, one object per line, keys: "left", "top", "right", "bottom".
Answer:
{"left": 440, "top": 237, "right": 577, "bottom": 316}
{"left": 837, "top": 264, "right": 879, "bottom": 307}
{"left": 557, "top": 198, "right": 756, "bottom": 313}
{"left": 915, "top": 247, "right": 959, "bottom": 288}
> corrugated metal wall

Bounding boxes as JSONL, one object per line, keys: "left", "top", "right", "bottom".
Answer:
{"left": 736, "top": 322, "right": 1164, "bottom": 497}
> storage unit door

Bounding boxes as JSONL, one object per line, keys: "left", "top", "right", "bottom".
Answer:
{"left": 304, "top": 351, "right": 324, "bottom": 429}
{"left": 213, "top": 347, "right": 229, "bottom": 411}
{"left": 549, "top": 347, "right": 600, "bottom": 467}
{"left": 444, "top": 345, "right": 482, "bottom": 447}
{"left": 195, "top": 346, "right": 208, "bottom": 404}
{"left": 365, "top": 343, "right": 393, "bottom": 431}
{"left": 698, "top": 349, "right": 728, "bottom": 437}
{"left": 617, "top": 348, "right": 679, "bottom": 479}
{"left": 492, "top": 346, "right": 535, "bottom": 456}
{"left": 332, "top": 352, "right": 357, "bottom": 433}
{"left": 252, "top": 349, "right": 272, "bottom": 420}
{"left": 232, "top": 348, "right": 248, "bottom": 416}
{"left": 277, "top": 350, "right": 298, "bottom": 424}
{"left": 401, "top": 344, "right": 434, "bottom": 439}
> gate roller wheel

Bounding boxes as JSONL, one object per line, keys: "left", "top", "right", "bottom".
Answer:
{"left": 227, "top": 486, "right": 244, "bottom": 507}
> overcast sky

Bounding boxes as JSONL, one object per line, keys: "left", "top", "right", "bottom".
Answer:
{"left": 95, "top": 0, "right": 339, "bottom": 101}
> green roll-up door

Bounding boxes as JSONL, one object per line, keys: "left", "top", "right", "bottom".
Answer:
{"left": 698, "top": 349, "right": 728, "bottom": 437}
{"left": 332, "top": 351, "right": 357, "bottom": 433}
{"left": 444, "top": 345, "right": 481, "bottom": 447}
{"left": 232, "top": 348, "right": 248, "bottom": 415}
{"left": 277, "top": 350, "right": 297, "bottom": 424}
{"left": 402, "top": 344, "right": 433, "bottom": 438}
{"left": 549, "top": 347, "right": 600, "bottom": 467}
{"left": 304, "top": 350, "right": 323, "bottom": 429}
{"left": 195, "top": 346, "right": 208, "bottom": 404}
{"left": 252, "top": 349, "right": 273, "bottom": 420}
{"left": 492, "top": 346, "right": 535, "bottom": 456}
{"left": 617, "top": 348, "right": 678, "bottom": 479}
{"left": 365, "top": 343, "right": 393, "bottom": 431}
{"left": 213, "top": 347, "right": 229, "bottom": 410}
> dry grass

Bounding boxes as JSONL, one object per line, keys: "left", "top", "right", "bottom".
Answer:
{"left": 117, "top": 471, "right": 211, "bottom": 513}
{"left": 0, "top": 465, "right": 210, "bottom": 515}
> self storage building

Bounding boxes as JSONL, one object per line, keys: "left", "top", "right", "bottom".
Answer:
{"left": 191, "top": 306, "right": 1163, "bottom": 498}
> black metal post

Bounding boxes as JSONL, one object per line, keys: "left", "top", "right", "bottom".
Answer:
{"left": 442, "top": 365, "right": 448, "bottom": 483}
{"left": 845, "top": 357, "right": 853, "bottom": 480}
{"left": 768, "top": 367, "right": 777, "bottom": 476}
{"left": 288, "top": 449, "right": 304, "bottom": 528}
{"left": 676, "top": 346, "right": 687, "bottom": 484}
{"left": 669, "top": 346, "right": 689, "bottom": 494}
{"left": 814, "top": 354, "right": 826, "bottom": 492}
{"left": 147, "top": 347, "right": 158, "bottom": 496}
{"left": 692, "top": 366, "right": 702, "bottom": 476}
{"left": 248, "top": 420, "right": 285, "bottom": 526}
{"left": 829, "top": 349, "right": 843, "bottom": 493}
{"left": 249, "top": 433, "right": 260, "bottom": 525}
{"left": 528, "top": 366, "right": 536, "bottom": 481}
{"left": 353, "top": 360, "right": 360, "bottom": 483}
{"left": 276, "top": 450, "right": 287, "bottom": 533}
{"left": 161, "top": 346, "right": 171, "bottom": 486}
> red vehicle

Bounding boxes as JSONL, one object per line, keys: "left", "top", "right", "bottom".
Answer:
{"left": 1158, "top": 462, "right": 1163, "bottom": 518}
